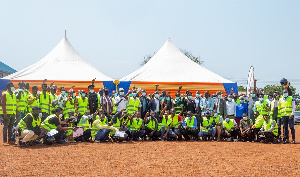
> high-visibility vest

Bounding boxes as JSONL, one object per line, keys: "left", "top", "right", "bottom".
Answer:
{"left": 28, "top": 94, "right": 39, "bottom": 113}
{"left": 0, "top": 92, "right": 5, "bottom": 114}
{"left": 253, "top": 115, "right": 264, "bottom": 129}
{"left": 185, "top": 116, "right": 196, "bottom": 128}
{"left": 127, "top": 97, "right": 140, "bottom": 114}
{"left": 128, "top": 118, "right": 144, "bottom": 131}
{"left": 50, "top": 94, "right": 58, "bottom": 113}
{"left": 223, "top": 119, "right": 235, "bottom": 131}
{"left": 173, "top": 100, "right": 183, "bottom": 114}
{"left": 16, "top": 90, "right": 27, "bottom": 111}
{"left": 202, "top": 117, "right": 214, "bottom": 132}
{"left": 18, "top": 113, "right": 41, "bottom": 130}
{"left": 95, "top": 115, "right": 107, "bottom": 125}
{"left": 24, "top": 91, "right": 32, "bottom": 113}
{"left": 63, "top": 98, "right": 75, "bottom": 117}
{"left": 39, "top": 92, "right": 51, "bottom": 114}
{"left": 41, "top": 114, "right": 58, "bottom": 131}
{"left": 97, "top": 94, "right": 101, "bottom": 108}
{"left": 170, "top": 114, "right": 180, "bottom": 128}
{"left": 3, "top": 91, "right": 17, "bottom": 115}
{"left": 255, "top": 100, "right": 269, "bottom": 116}
{"left": 279, "top": 96, "right": 293, "bottom": 117}
{"left": 77, "top": 97, "right": 89, "bottom": 116}
{"left": 146, "top": 118, "right": 157, "bottom": 130}
{"left": 270, "top": 100, "right": 281, "bottom": 119}
{"left": 112, "top": 97, "right": 117, "bottom": 114}
{"left": 263, "top": 119, "right": 278, "bottom": 136}
{"left": 158, "top": 116, "right": 172, "bottom": 131}
{"left": 77, "top": 116, "right": 90, "bottom": 131}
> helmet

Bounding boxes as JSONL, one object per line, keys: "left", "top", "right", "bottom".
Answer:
{"left": 280, "top": 78, "right": 288, "bottom": 86}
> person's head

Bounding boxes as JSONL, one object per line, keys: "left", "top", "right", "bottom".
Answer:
{"left": 239, "top": 96, "right": 244, "bottom": 104}
{"left": 259, "top": 88, "right": 264, "bottom": 94}
{"left": 7, "top": 82, "right": 15, "bottom": 92}
{"left": 68, "top": 111, "right": 75, "bottom": 117}
{"left": 164, "top": 110, "right": 169, "bottom": 118}
{"left": 162, "top": 90, "right": 166, "bottom": 97}
{"left": 112, "top": 90, "right": 117, "bottom": 97}
{"left": 135, "top": 111, "right": 141, "bottom": 118}
{"left": 104, "top": 88, "right": 109, "bottom": 96}
{"left": 175, "top": 92, "right": 180, "bottom": 99}
{"left": 154, "top": 91, "right": 159, "bottom": 99}
{"left": 72, "top": 90, "right": 76, "bottom": 98}
{"left": 242, "top": 113, "right": 248, "bottom": 120}
{"left": 31, "top": 106, "right": 42, "bottom": 118}
{"left": 233, "top": 93, "right": 238, "bottom": 99}
{"left": 217, "top": 91, "right": 223, "bottom": 99}
{"left": 196, "top": 91, "right": 200, "bottom": 98}
{"left": 51, "top": 85, "right": 57, "bottom": 94}
{"left": 205, "top": 110, "right": 211, "bottom": 118}
{"left": 268, "top": 94, "right": 273, "bottom": 101}
{"left": 204, "top": 91, "right": 210, "bottom": 98}
{"left": 18, "top": 81, "right": 25, "bottom": 89}
{"left": 225, "top": 115, "right": 230, "bottom": 122}
{"left": 212, "top": 94, "right": 217, "bottom": 100}
{"left": 263, "top": 114, "right": 269, "bottom": 122}
{"left": 228, "top": 95, "right": 233, "bottom": 102}
{"left": 81, "top": 90, "right": 86, "bottom": 97}
{"left": 283, "top": 89, "right": 288, "bottom": 98}
{"left": 88, "top": 85, "right": 95, "bottom": 93}
{"left": 170, "top": 108, "right": 176, "bottom": 116}
{"left": 165, "top": 95, "right": 171, "bottom": 101}
{"left": 132, "top": 90, "right": 137, "bottom": 97}
{"left": 187, "top": 111, "right": 192, "bottom": 117}
{"left": 60, "top": 87, "right": 66, "bottom": 96}
{"left": 213, "top": 110, "right": 218, "bottom": 118}
{"left": 180, "top": 94, "right": 185, "bottom": 99}
{"left": 25, "top": 82, "right": 30, "bottom": 90}
{"left": 187, "top": 92, "right": 192, "bottom": 100}
{"left": 42, "top": 84, "right": 47, "bottom": 92}
{"left": 53, "top": 107, "right": 63, "bottom": 118}
{"left": 150, "top": 111, "right": 155, "bottom": 119}
{"left": 141, "top": 89, "right": 147, "bottom": 97}
{"left": 258, "top": 94, "right": 264, "bottom": 102}
{"left": 32, "top": 86, "right": 39, "bottom": 95}
{"left": 85, "top": 110, "right": 90, "bottom": 116}
{"left": 98, "top": 108, "right": 104, "bottom": 115}
{"left": 250, "top": 90, "right": 256, "bottom": 98}
{"left": 118, "top": 88, "right": 125, "bottom": 96}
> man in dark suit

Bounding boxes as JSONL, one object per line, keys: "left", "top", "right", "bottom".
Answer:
{"left": 139, "top": 90, "right": 150, "bottom": 119}
{"left": 149, "top": 91, "right": 162, "bottom": 121}
{"left": 215, "top": 91, "right": 227, "bottom": 118}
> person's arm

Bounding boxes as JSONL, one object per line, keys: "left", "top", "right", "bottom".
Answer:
{"left": 292, "top": 99, "right": 296, "bottom": 116}
{"left": 23, "top": 115, "right": 34, "bottom": 131}
{"left": 2, "top": 93, "right": 7, "bottom": 117}
{"left": 254, "top": 79, "right": 258, "bottom": 96}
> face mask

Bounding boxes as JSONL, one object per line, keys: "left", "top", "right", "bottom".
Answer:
{"left": 259, "top": 98, "right": 264, "bottom": 102}
{"left": 59, "top": 114, "right": 63, "bottom": 118}
{"left": 105, "top": 91, "right": 109, "bottom": 95}
{"left": 89, "top": 89, "right": 94, "bottom": 93}
{"left": 81, "top": 93, "right": 86, "bottom": 97}
{"left": 228, "top": 98, "right": 232, "bottom": 102}
{"left": 10, "top": 87, "right": 15, "bottom": 92}
{"left": 61, "top": 91, "right": 66, "bottom": 95}
{"left": 244, "top": 97, "right": 248, "bottom": 101}
{"left": 132, "top": 93, "right": 137, "bottom": 97}
{"left": 251, "top": 94, "right": 255, "bottom": 98}
{"left": 73, "top": 93, "right": 76, "bottom": 97}
{"left": 39, "top": 113, "right": 43, "bottom": 118}
{"left": 129, "top": 94, "right": 133, "bottom": 97}
{"left": 213, "top": 97, "right": 216, "bottom": 100}
{"left": 114, "top": 93, "right": 118, "bottom": 97}
{"left": 142, "top": 92, "right": 146, "bottom": 96}
{"left": 283, "top": 93, "right": 288, "bottom": 98}
{"left": 243, "top": 117, "right": 247, "bottom": 120}
{"left": 176, "top": 97, "right": 180, "bottom": 100}
{"left": 218, "top": 95, "right": 222, "bottom": 99}
{"left": 166, "top": 97, "right": 170, "bottom": 101}
{"left": 188, "top": 96, "right": 192, "bottom": 99}
{"left": 214, "top": 113, "right": 218, "bottom": 117}
{"left": 119, "top": 92, "right": 124, "bottom": 96}
{"left": 155, "top": 94, "right": 159, "bottom": 98}
{"left": 269, "top": 98, "right": 273, "bottom": 102}
{"left": 196, "top": 94, "right": 200, "bottom": 98}
{"left": 240, "top": 100, "right": 244, "bottom": 103}
{"left": 225, "top": 118, "right": 230, "bottom": 122}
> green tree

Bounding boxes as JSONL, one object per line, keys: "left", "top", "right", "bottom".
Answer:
{"left": 238, "top": 85, "right": 247, "bottom": 92}
{"left": 140, "top": 49, "right": 204, "bottom": 66}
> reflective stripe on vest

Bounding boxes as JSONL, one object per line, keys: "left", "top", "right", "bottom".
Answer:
{"left": 16, "top": 91, "right": 27, "bottom": 111}
{"left": 170, "top": 114, "right": 180, "bottom": 128}
{"left": 78, "top": 97, "right": 89, "bottom": 115}
{"left": 279, "top": 96, "right": 293, "bottom": 116}
{"left": 264, "top": 119, "right": 278, "bottom": 136}
{"left": 41, "top": 115, "right": 58, "bottom": 131}
{"left": 39, "top": 93, "right": 51, "bottom": 114}
{"left": 223, "top": 119, "right": 234, "bottom": 131}
{"left": 255, "top": 101, "right": 269, "bottom": 116}
{"left": 127, "top": 97, "right": 140, "bottom": 114}
{"left": 18, "top": 113, "right": 41, "bottom": 130}
{"left": 4, "top": 91, "right": 17, "bottom": 114}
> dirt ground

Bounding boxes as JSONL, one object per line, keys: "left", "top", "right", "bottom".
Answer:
{"left": 1, "top": 125, "right": 300, "bottom": 177}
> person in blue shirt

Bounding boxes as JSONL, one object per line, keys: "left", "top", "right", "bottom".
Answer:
{"left": 236, "top": 96, "right": 248, "bottom": 126}
{"left": 200, "top": 91, "right": 214, "bottom": 116}
{"left": 181, "top": 111, "right": 197, "bottom": 141}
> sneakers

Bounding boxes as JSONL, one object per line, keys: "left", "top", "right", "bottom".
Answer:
{"left": 283, "top": 140, "right": 290, "bottom": 144}
{"left": 292, "top": 140, "right": 296, "bottom": 144}
{"left": 227, "top": 138, "right": 232, "bottom": 142}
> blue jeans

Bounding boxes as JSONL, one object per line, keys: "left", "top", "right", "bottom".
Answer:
{"left": 198, "top": 127, "right": 216, "bottom": 139}
{"left": 282, "top": 116, "right": 295, "bottom": 140}
{"left": 275, "top": 117, "right": 282, "bottom": 138}
{"left": 95, "top": 129, "right": 111, "bottom": 141}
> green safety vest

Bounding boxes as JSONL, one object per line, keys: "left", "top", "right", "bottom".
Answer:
{"left": 255, "top": 101, "right": 269, "bottom": 116}
{"left": 263, "top": 119, "right": 278, "bottom": 136}
{"left": 3, "top": 91, "right": 17, "bottom": 115}
{"left": 173, "top": 99, "right": 183, "bottom": 114}
{"left": 202, "top": 116, "right": 214, "bottom": 132}
{"left": 63, "top": 98, "right": 75, "bottom": 117}
{"left": 223, "top": 119, "right": 235, "bottom": 131}
{"left": 50, "top": 94, "right": 58, "bottom": 113}
{"left": 18, "top": 113, "right": 41, "bottom": 130}
{"left": 146, "top": 118, "right": 157, "bottom": 130}
{"left": 41, "top": 114, "right": 59, "bottom": 131}
{"left": 254, "top": 115, "right": 264, "bottom": 129}
{"left": 170, "top": 114, "right": 180, "bottom": 128}
{"left": 78, "top": 116, "right": 90, "bottom": 131}
{"left": 112, "top": 97, "right": 117, "bottom": 114}
{"left": 39, "top": 92, "right": 51, "bottom": 114}
{"left": 28, "top": 94, "right": 39, "bottom": 113}
{"left": 158, "top": 116, "right": 172, "bottom": 131}
{"left": 97, "top": 94, "right": 101, "bottom": 108}
{"left": 77, "top": 97, "right": 89, "bottom": 116}
{"left": 95, "top": 115, "right": 107, "bottom": 125}
{"left": 185, "top": 116, "right": 195, "bottom": 127}
{"left": 127, "top": 97, "right": 140, "bottom": 114}
{"left": 16, "top": 90, "right": 27, "bottom": 112}
{"left": 279, "top": 96, "right": 293, "bottom": 117}
{"left": 128, "top": 118, "right": 144, "bottom": 131}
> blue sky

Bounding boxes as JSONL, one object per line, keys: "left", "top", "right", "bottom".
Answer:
{"left": 0, "top": 1, "right": 299, "bottom": 92}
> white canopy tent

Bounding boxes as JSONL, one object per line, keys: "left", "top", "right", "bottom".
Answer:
{"left": 5, "top": 36, "right": 112, "bottom": 81}
{"left": 122, "top": 38, "right": 233, "bottom": 83}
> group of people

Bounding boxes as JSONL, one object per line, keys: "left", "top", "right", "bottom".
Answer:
{"left": 0, "top": 79, "right": 296, "bottom": 148}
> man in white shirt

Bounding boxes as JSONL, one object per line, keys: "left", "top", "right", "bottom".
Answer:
{"left": 111, "top": 88, "right": 128, "bottom": 124}
{"left": 226, "top": 95, "right": 236, "bottom": 120}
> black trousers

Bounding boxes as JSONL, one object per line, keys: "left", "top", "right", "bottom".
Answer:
{"left": 181, "top": 129, "right": 198, "bottom": 140}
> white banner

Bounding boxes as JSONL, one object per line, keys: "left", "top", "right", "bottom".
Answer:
{"left": 247, "top": 66, "right": 254, "bottom": 96}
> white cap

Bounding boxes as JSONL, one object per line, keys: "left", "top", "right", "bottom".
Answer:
{"left": 119, "top": 88, "right": 124, "bottom": 91}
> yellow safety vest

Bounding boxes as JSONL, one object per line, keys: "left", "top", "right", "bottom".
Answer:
{"left": 263, "top": 119, "right": 278, "bottom": 136}
{"left": 16, "top": 90, "right": 27, "bottom": 111}
{"left": 279, "top": 96, "right": 293, "bottom": 117}
{"left": 28, "top": 94, "right": 39, "bottom": 113}
{"left": 77, "top": 97, "right": 89, "bottom": 116}
{"left": 3, "top": 91, "right": 17, "bottom": 115}
{"left": 255, "top": 101, "right": 269, "bottom": 116}
{"left": 18, "top": 113, "right": 41, "bottom": 130}
{"left": 41, "top": 114, "right": 58, "bottom": 131}
{"left": 39, "top": 92, "right": 51, "bottom": 114}
{"left": 127, "top": 97, "right": 140, "bottom": 114}
{"left": 223, "top": 119, "right": 234, "bottom": 131}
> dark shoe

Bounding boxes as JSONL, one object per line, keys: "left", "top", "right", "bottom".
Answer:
{"left": 283, "top": 140, "right": 290, "bottom": 144}
{"left": 292, "top": 140, "right": 296, "bottom": 144}
{"left": 57, "top": 140, "right": 67, "bottom": 144}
